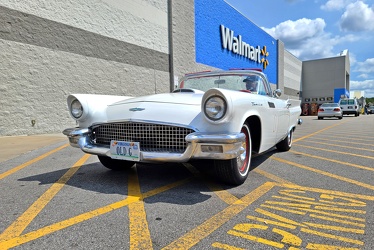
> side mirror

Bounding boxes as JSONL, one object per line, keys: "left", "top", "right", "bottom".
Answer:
{"left": 273, "top": 89, "right": 282, "bottom": 98}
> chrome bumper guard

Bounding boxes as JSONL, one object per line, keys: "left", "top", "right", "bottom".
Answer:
{"left": 63, "top": 128, "right": 245, "bottom": 162}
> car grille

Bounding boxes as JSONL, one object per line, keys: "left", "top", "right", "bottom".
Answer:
{"left": 91, "top": 122, "right": 195, "bottom": 153}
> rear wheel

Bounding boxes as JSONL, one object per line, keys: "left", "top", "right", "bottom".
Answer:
{"left": 276, "top": 129, "right": 293, "bottom": 152}
{"left": 214, "top": 123, "right": 251, "bottom": 185}
{"left": 98, "top": 156, "right": 135, "bottom": 170}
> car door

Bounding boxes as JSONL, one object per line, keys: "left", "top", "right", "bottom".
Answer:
{"left": 258, "top": 79, "right": 290, "bottom": 143}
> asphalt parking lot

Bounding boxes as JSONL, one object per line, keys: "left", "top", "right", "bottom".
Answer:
{"left": 0, "top": 115, "right": 373, "bottom": 249}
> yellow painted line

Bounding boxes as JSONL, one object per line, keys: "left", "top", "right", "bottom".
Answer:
{"left": 162, "top": 182, "right": 276, "bottom": 250}
{"left": 294, "top": 144, "right": 374, "bottom": 160}
{"left": 320, "top": 131, "right": 373, "bottom": 139}
{"left": 275, "top": 183, "right": 374, "bottom": 201}
{"left": 296, "top": 207, "right": 366, "bottom": 222}
{"left": 313, "top": 206, "right": 366, "bottom": 214}
{"left": 271, "top": 195, "right": 365, "bottom": 207}
{"left": 0, "top": 154, "right": 90, "bottom": 241}
{"left": 142, "top": 178, "right": 193, "bottom": 199}
{"left": 271, "top": 156, "right": 374, "bottom": 191}
{"left": 304, "top": 222, "right": 364, "bottom": 234}
{"left": 0, "top": 196, "right": 139, "bottom": 249}
{"left": 254, "top": 168, "right": 294, "bottom": 185}
{"left": 309, "top": 214, "right": 365, "bottom": 228}
{"left": 260, "top": 204, "right": 306, "bottom": 215}
{"left": 290, "top": 150, "right": 374, "bottom": 172}
{"left": 294, "top": 120, "right": 348, "bottom": 143}
{"left": 128, "top": 167, "right": 153, "bottom": 250}
{"left": 264, "top": 201, "right": 310, "bottom": 208}
{"left": 183, "top": 163, "right": 241, "bottom": 205}
{"left": 301, "top": 228, "right": 363, "bottom": 245}
{"left": 211, "top": 242, "right": 246, "bottom": 250}
{"left": 305, "top": 140, "right": 374, "bottom": 153}
{"left": 310, "top": 136, "right": 371, "bottom": 145}
{"left": 0, "top": 144, "right": 68, "bottom": 180}
{"left": 246, "top": 215, "right": 297, "bottom": 229}
{"left": 228, "top": 225, "right": 284, "bottom": 248}
{"left": 306, "top": 243, "right": 360, "bottom": 250}
{"left": 0, "top": 177, "right": 191, "bottom": 249}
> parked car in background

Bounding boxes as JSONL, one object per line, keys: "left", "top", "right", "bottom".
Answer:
{"left": 367, "top": 106, "right": 374, "bottom": 114}
{"left": 63, "top": 69, "right": 302, "bottom": 186}
{"left": 318, "top": 103, "right": 343, "bottom": 120}
{"left": 339, "top": 98, "right": 360, "bottom": 117}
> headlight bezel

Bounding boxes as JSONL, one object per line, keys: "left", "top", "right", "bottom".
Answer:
{"left": 203, "top": 94, "right": 228, "bottom": 121}
{"left": 70, "top": 99, "right": 84, "bottom": 119}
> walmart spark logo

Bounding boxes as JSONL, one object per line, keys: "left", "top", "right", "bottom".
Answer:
{"left": 220, "top": 25, "right": 270, "bottom": 70}
{"left": 261, "top": 46, "right": 269, "bottom": 70}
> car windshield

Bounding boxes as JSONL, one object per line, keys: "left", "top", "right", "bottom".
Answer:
{"left": 321, "top": 103, "right": 339, "bottom": 107}
{"left": 180, "top": 74, "right": 261, "bottom": 92}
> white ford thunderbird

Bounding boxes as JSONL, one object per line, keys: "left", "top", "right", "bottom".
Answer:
{"left": 63, "top": 69, "right": 302, "bottom": 185}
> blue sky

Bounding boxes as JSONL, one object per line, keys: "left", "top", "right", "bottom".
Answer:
{"left": 225, "top": 0, "right": 374, "bottom": 97}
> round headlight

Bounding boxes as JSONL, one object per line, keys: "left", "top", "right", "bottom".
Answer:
{"left": 70, "top": 99, "right": 83, "bottom": 119}
{"left": 204, "top": 96, "right": 227, "bottom": 121}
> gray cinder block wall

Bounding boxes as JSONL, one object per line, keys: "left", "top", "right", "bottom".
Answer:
{"left": 0, "top": 0, "right": 170, "bottom": 136}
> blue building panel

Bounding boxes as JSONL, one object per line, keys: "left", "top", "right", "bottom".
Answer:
{"left": 195, "top": 0, "right": 278, "bottom": 84}
{"left": 334, "top": 88, "right": 349, "bottom": 102}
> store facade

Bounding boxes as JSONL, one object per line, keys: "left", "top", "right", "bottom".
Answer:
{"left": 2, "top": 0, "right": 349, "bottom": 136}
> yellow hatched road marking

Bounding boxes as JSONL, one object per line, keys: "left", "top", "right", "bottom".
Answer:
{"left": 304, "top": 222, "right": 364, "bottom": 234}
{"left": 271, "top": 156, "right": 374, "bottom": 191}
{"left": 254, "top": 168, "right": 295, "bottom": 185}
{"left": 0, "top": 154, "right": 90, "bottom": 241}
{"left": 309, "top": 214, "right": 365, "bottom": 228}
{"left": 306, "top": 243, "right": 360, "bottom": 249}
{"left": 212, "top": 242, "right": 246, "bottom": 249}
{"left": 274, "top": 183, "right": 374, "bottom": 201}
{"left": 301, "top": 228, "right": 363, "bottom": 245}
{"left": 0, "top": 144, "right": 68, "bottom": 180}
{"left": 0, "top": 177, "right": 192, "bottom": 249}
{"left": 161, "top": 182, "right": 275, "bottom": 250}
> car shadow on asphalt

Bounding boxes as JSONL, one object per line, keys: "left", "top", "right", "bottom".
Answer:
{"left": 18, "top": 161, "right": 212, "bottom": 205}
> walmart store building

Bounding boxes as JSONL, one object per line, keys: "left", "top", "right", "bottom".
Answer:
{"left": 0, "top": 0, "right": 349, "bottom": 136}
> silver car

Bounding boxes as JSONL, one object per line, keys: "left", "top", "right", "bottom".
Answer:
{"left": 318, "top": 103, "right": 343, "bottom": 120}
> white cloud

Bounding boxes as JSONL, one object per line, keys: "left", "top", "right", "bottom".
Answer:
{"left": 263, "top": 18, "right": 326, "bottom": 44}
{"left": 358, "top": 73, "right": 369, "bottom": 78}
{"left": 340, "top": 1, "right": 374, "bottom": 31}
{"left": 321, "top": 0, "right": 355, "bottom": 11}
{"left": 350, "top": 79, "right": 374, "bottom": 97}
{"left": 355, "top": 58, "right": 374, "bottom": 73}
{"left": 262, "top": 18, "right": 359, "bottom": 60}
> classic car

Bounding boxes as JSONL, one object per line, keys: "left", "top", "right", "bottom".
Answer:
{"left": 63, "top": 69, "right": 302, "bottom": 185}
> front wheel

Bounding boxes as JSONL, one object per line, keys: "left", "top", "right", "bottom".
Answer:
{"left": 214, "top": 123, "right": 252, "bottom": 186}
{"left": 276, "top": 129, "right": 293, "bottom": 152}
{"left": 98, "top": 156, "right": 135, "bottom": 170}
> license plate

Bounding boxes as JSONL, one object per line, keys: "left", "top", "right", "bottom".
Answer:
{"left": 348, "top": 106, "right": 352, "bottom": 109}
{"left": 110, "top": 140, "right": 140, "bottom": 162}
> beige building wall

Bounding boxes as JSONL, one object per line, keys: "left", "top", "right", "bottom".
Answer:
{"left": 0, "top": 0, "right": 170, "bottom": 136}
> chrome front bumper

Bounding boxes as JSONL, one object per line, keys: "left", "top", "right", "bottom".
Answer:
{"left": 63, "top": 128, "right": 245, "bottom": 162}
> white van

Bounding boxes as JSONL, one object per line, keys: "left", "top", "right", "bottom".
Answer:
{"left": 339, "top": 98, "right": 360, "bottom": 116}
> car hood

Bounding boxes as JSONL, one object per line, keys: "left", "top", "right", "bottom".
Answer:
{"left": 106, "top": 93, "right": 203, "bottom": 126}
